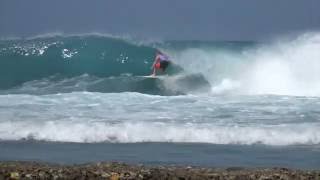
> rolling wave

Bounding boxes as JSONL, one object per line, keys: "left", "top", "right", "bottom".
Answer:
{"left": 1, "top": 32, "right": 320, "bottom": 96}
{"left": 0, "top": 34, "right": 209, "bottom": 95}
{"left": 0, "top": 35, "right": 155, "bottom": 88}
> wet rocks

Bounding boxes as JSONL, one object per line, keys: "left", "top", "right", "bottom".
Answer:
{"left": 0, "top": 162, "right": 319, "bottom": 179}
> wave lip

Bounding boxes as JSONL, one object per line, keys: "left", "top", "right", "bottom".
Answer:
{"left": 1, "top": 121, "right": 319, "bottom": 146}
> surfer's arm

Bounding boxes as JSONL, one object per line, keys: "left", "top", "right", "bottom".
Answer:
{"left": 150, "top": 56, "right": 159, "bottom": 76}
{"left": 151, "top": 55, "right": 159, "bottom": 69}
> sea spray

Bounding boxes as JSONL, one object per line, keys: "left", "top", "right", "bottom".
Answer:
{"left": 168, "top": 33, "right": 320, "bottom": 96}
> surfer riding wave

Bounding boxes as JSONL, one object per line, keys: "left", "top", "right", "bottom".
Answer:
{"left": 150, "top": 49, "right": 171, "bottom": 76}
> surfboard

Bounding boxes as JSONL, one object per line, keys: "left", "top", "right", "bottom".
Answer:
{"left": 137, "top": 75, "right": 165, "bottom": 79}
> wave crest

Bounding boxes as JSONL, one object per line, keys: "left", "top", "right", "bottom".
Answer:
{"left": 1, "top": 121, "right": 319, "bottom": 145}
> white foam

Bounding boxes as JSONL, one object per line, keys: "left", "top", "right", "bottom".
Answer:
{"left": 211, "top": 79, "right": 241, "bottom": 94}
{"left": 243, "top": 33, "right": 320, "bottom": 96}
{"left": 0, "top": 92, "right": 319, "bottom": 145}
{"left": 170, "top": 32, "right": 320, "bottom": 96}
{"left": 0, "top": 121, "right": 319, "bottom": 145}
{"left": 62, "top": 49, "right": 78, "bottom": 59}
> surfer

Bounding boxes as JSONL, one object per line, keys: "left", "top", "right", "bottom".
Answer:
{"left": 150, "top": 49, "right": 170, "bottom": 76}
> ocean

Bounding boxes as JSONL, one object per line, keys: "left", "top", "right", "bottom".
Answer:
{"left": 0, "top": 34, "right": 319, "bottom": 169}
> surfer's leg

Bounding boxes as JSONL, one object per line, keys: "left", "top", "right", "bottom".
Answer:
{"left": 151, "top": 63, "right": 161, "bottom": 76}
{"left": 151, "top": 68, "right": 156, "bottom": 76}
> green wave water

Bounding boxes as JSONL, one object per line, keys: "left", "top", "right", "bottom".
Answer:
{"left": 3, "top": 33, "right": 319, "bottom": 96}
{"left": 0, "top": 35, "right": 209, "bottom": 95}
{"left": 0, "top": 36, "right": 154, "bottom": 86}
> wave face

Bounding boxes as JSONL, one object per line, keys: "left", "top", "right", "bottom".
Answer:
{"left": 0, "top": 35, "right": 209, "bottom": 95}
{"left": 0, "top": 35, "right": 155, "bottom": 82}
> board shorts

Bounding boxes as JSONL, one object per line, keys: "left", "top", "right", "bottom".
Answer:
{"left": 155, "top": 60, "right": 170, "bottom": 71}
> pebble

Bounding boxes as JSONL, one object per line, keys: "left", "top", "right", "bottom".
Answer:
{"left": 10, "top": 172, "right": 20, "bottom": 179}
{"left": 0, "top": 162, "right": 317, "bottom": 180}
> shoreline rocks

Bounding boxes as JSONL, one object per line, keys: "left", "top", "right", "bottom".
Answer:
{"left": 0, "top": 161, "right": 319, "bottom": 179}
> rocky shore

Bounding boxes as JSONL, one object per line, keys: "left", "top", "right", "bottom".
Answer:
{"left": 0, "top": 161, "right": 319, "bottom": 180}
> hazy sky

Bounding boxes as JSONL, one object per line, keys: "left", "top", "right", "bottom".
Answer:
{"left": 1, "top": 0, "right": 319, "bottom": 40}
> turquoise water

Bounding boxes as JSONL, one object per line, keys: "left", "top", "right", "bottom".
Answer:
{"left": 0, "top": 35, "right": 209, "bottom": 95}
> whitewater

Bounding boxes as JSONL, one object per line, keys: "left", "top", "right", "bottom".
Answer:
{"left": 0, "top": 33, "right": 320, "bottom": 148}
